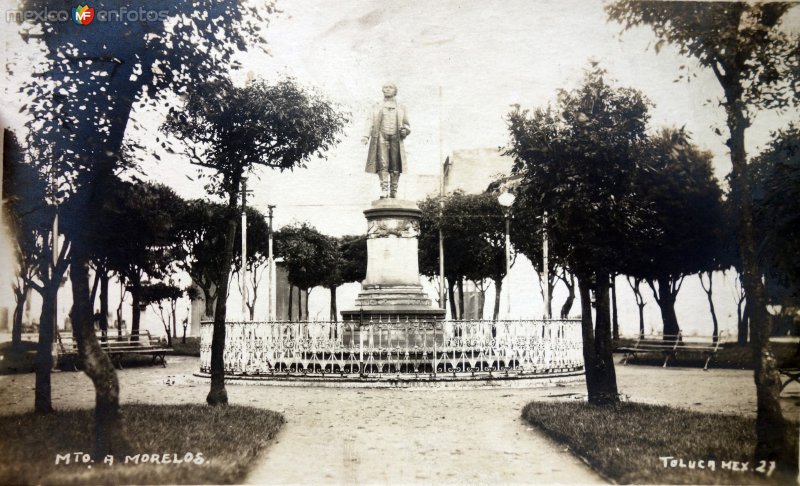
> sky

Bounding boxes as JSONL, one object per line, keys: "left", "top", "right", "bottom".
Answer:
{"left": 1, "top": 0, "right": 798, "bottom": 336}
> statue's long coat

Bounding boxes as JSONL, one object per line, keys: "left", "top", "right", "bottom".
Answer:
{"left": 364, "top": 102, "right": 410, "bottom": 173}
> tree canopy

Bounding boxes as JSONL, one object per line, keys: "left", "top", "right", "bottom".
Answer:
{"left": 751, "top": 126, "right": 800, "bottom": 303}
{"left": 506, "top": 64, "right": 652, "bottom": 404}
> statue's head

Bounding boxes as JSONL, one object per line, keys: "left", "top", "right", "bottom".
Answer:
{"left": 382, "top": 82, "right": 397, "bottom": 98}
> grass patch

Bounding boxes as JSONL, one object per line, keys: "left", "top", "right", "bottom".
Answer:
{"left": 0, "top": 404, "right": 284, "bottom": 485}
{"left": 522, "top": 401, "right": 798, "bottom": 484}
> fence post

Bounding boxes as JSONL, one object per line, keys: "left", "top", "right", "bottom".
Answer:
{"left": 432, "top": 321, "right": 437, "bottom": 378}
{"left": 359, "top": 322, "right": 364, "bottom": 377}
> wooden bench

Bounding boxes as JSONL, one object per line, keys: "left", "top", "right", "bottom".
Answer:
{"left": 57, "top": 331, "right": 170, "bottom": 370}
{"left": 618, "top": 332, "right": 722, "bottom": 371}
{"left": 779, "top": 368, "right": 800, "bottom": 391}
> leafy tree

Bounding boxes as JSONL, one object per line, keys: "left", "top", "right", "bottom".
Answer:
{"left": 235, "top": 207, "right": 270, "bottom": 321}
{"left": 2, "top": 130, "right": 70, "bottom": 412}
{"left": 139, "top": 281, "right": 184, "bottom": 347}
{"left": 418, "top": 193, "right": 509, "bottom": 320}
{"left": 18, "top": 0, "right": 277, "bottom": 455}
{"left": 274, "top": 223, "right": 339, "bottom": 321}
{"left": 506, "top": 65, "right": 651, "bottom": 405}
{"left": 175, "top": 200, "right": 228, "bottom": 319}
{"left": 3, "top": 130, "right": 40, "bottom": 350}
{"left": 163, "top": 78, "right": 346, "bottom": 405}
{"left": 625, "top": 128, "right": 725, "bottom": 339}
{"left": 508, "top": 188, "right": 562, "bottom": 319}
{"left": 323, "top": 235, "right": 367, "bottom": 322}
{"left": 444, "top": 192, "right": 508, "bottom": 321}
{"left": 339, "top": 235, "right": 368, "bottom": 285}
{"left": 750, "top": 127, "right": 800, "bottom": 303}
{"left": 607, "top": 2, "right": 799, "bottom": 466}
{"left": 91, "top": 178, "right": 186, "bottom": 338}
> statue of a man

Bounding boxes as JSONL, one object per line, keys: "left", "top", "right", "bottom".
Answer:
{"left": 361, "top": 83, "right": 410, "bottom": 199}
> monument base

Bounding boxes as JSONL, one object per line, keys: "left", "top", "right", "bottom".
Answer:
{"left": 341, "top": 199, "right": 446, "bottom": 323}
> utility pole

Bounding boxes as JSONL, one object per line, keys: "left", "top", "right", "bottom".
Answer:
{"left": 267, "top": 204, "right": 276, "bottom": 321}
{"left": 438, "top": 86, "right": 446, "bottom": 314}
{"left": 51, "top": 208, "right": 59, "bottom": 366}
{"left": 543, "top": 211, "right": 550, "bottom": 319}
{"left": 240, "top": 176, "right": 248, "bottom": 320}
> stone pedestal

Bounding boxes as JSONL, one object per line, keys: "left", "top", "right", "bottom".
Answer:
{"left": 341, "top": 199, "right": 445, "bottom": 322}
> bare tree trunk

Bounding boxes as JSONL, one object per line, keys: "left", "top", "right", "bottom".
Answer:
{"left": 592, "top": 273, "right": 619, "bottom": 404}
{"left": 627, "top": 277, "right": 646, "bottom": 338}
{"left": 726, "top": 99, "right": 790, "bottom": 471}
{"left": 288, "top": 285, "right": 294, "bottom": 321}
{"left": 304, "top": 289, "right": 310, "bottom": 320}
{"left": 201, "top": 283, "right": 216, "bottom": 319}
{"left": 71, "top": 247, "right": 129, "bottom": 459}
{"left": 171, "top": 300, "right": 177, "bottom": 345}
{"left": 649, "top": 277, "right": 681, "bottom": 337}
{"left": 447, "top": 277, "right": 457, "bottom": 320}
{"left": 560, "top": 273, "right": 575, "bottom": 318}
{"left": 130, "top": 273, "right": 141, "bottom": 339}
{"left": 457, "top": 277, "right": 465, "bottom": 320}
{"left": 248, "top": 267, "right": 259, "bottom": 321}
{"left": 11, "top": 284, "right": 26, "bottom": 351}
{"left": 611, "top": 276, "right": 619, "bottom": 340}
{"left": 99, "top": 269, "right": 109, "bottom": 335}
{"left": 736, "top": 281, "right": 748, "bottom": 346}
{"left": 493, "top": 279, "right": 502, "bottom": 321}
{"left": 207, "top": 184, "right": 240, "bottom": 406}
{"left": 35, "top": 283, "right": 56, "bottom": 414}
{"left": 330, "top": 287, "right": 338, "bottom": 322}
{"left": 577, "top": 275, "right": 597, "bottom": 398}
{"left": 699, "top": 272, "right": 719, "bottom": 343}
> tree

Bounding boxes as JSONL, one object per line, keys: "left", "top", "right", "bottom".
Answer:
{"left": 3, "top": 130, "right": 41, "bottom": 351}
{"left": 163, "top": 78, "right": 346, "bottom": 405}
{"left": 627, "top": 276, "right": 647, "bottom": 338}
{"left": 324, "top": 235, "right": 367, "bottom": 322}
{"left": 91, "top": 178, "right": 185, "bottom": 338}
{"left": 18, "top": 0, "right": 278, "bottom": 456}
{"left": 176, "top": 200, "right": 229, "bottom": 319}
{"left": 625, "top": 128, "right": 725, "bottom": 339}
{"left": 607, "top": 2, "right": 798, "bottom": 467}
{"left": 443, "top": 192, "right": 508, "bottom": 321}
{"left": 507, "top": 65, "right": 651, "bottom": 405}
{"left": 236, "top": 207, "right": 270, "bottom": 321}
{"left": 140, "top": 282, "right": 184, "bottom": 347}
{"left": 751, "top": 127, "right": 800, "bottom": 304}
{"left": 274, "top": 223, "right": 339, "bottom": 321}
{"left": 2, "top": 130, "right": 70, "bottom": 413}
{"left": 418, "top": 192, "right": 509, "bottom": 320}
{"left": 509, "top": 187, "right": 561, "bottom": 319}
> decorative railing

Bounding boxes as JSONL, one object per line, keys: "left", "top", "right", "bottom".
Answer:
{"left": 199, "top": 319, "right": 584, "bottom": 378}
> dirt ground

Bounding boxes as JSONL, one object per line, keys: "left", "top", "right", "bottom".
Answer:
{"left": 0, "top": 357, "right": 797, "bottom": 484}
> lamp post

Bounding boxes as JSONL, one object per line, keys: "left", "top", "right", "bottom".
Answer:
{"left": 267, "top": 204, "right": 276, "bottom": 321}
{"left": 497, "top": 191, "right": 515, "bottom": 320}
{"left": 240, "top": 176, "right": 248, "bottom": 320}
{"left": 543, "top": 210, "right": 550, "bottom": 319}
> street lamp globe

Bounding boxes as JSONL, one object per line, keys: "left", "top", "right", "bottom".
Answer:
{"left": 497, "top": 191, "right": 516, "bottom": 208}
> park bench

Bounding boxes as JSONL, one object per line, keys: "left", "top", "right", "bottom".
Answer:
{"left": 618, "top": 332, "right": 722, "bottom": 371}
{"left": 779, "top": 368, "right": 800, "bottom": 391}
{"left": 57, "top": 331, "right": 170, "bottom": 370}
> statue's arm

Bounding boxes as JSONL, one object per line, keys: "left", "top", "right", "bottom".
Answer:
{"left": 362, "top": 107, "right": 374, "bottom": 144}
{"left": 400, "top": 106, "right": 411, "bottom": 138}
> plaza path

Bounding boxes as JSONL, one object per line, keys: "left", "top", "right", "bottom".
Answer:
{"left": 1, "top": 357, "right": 798, "bottom": 484}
